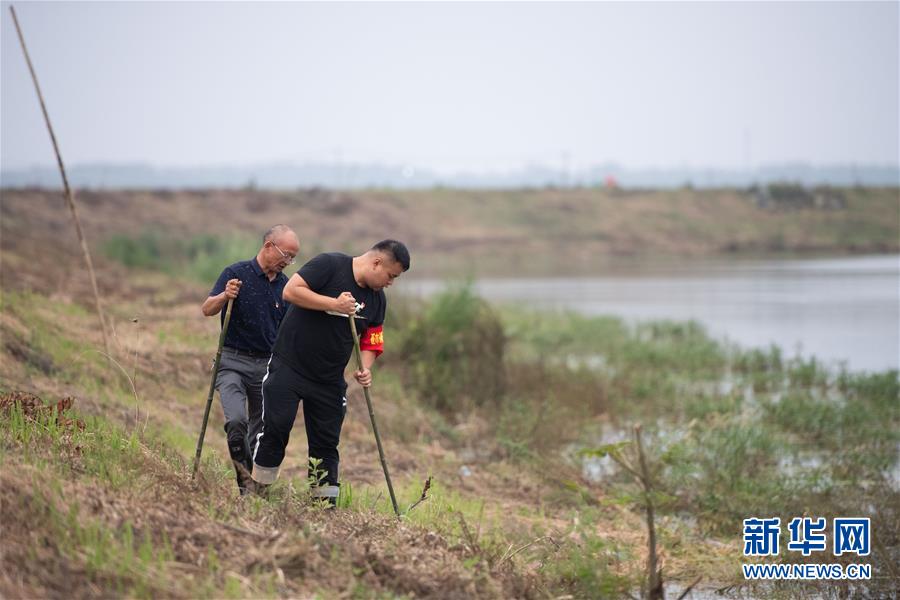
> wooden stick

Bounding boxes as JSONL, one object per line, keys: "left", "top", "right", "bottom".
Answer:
{"left": 192, "top": 298, "right": 234, "bottom": 479}
{"left": 348, "top": 314, "right": 400, "bottom": 516}
{"left": 10, "top": 5, "right": 111, "bottom": 356}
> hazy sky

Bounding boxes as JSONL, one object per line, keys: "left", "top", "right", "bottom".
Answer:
{"left": 2, "top": 1, "right": 898, "bottom": 173}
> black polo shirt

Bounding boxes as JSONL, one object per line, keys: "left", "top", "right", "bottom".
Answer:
{"left": 209, "top": 258, "right": 288, "bottom": 355}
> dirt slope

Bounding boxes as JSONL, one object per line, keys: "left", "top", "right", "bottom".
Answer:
{"left": 2, "top": 187, "right": 897, "bottom": 278}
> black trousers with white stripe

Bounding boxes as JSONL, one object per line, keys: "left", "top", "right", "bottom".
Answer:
{"left": 253, "top": 354, "right": 347, "bottom": 486}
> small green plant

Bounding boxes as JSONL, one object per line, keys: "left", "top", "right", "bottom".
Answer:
{"left": 336, "top": 481, "right": 353, "bottom": 509}
{"left": 307, "top": 457, "right": 327, "bottom": 488}
{"left": 305, "top": 456, "right": 336, "bottom": 508}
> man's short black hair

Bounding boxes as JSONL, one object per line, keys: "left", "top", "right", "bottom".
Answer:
{"left": 372, "top": 239, "right": 410, "bottom": 271}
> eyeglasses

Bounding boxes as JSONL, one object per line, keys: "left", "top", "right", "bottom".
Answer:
{"left": 271, "top": 241, "right": 296, "bottom": 265}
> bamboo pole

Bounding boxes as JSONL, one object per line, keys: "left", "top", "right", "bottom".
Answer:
{"left": 192, "top": 298, "right": 234, "bottom": 480}
{"left": 348, "top": 314, "right": 400, "bottom": 517}
{"left": 10, "top": 5, "right": 111, "bottom": 356}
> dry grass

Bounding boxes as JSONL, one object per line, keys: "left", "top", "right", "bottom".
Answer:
{"left": 0, "top": 391, "right": 547, "bottom": 599}
{"left": 3, "top": 185, "right": 894, "bottom": 597}
{"left": 2, "top": 187, "right": 897, "bottom": 279}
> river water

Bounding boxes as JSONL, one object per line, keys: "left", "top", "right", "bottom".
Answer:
{"left": 402, "top": 254, "right": 899, "bottom": 373}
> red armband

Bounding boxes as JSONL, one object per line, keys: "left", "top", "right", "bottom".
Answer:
{"left": 359, "top": 324, "right": 384, "bottom": 357}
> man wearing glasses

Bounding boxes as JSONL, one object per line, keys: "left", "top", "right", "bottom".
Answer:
{"left": 201, "top": 224, "right": 300, "bottom": 494}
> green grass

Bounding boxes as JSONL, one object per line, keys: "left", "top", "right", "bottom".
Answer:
{"left": 4, "top": 275, "right": 898, "bottom": 597}
{"left": 102, "top": 230, "right": 262, "bottom": 283}
{"left": 340, "top": 476, "right": 640, "bottom": 598}
{"left": 0, "top": 398, "right": 272, "bottom": 598}
{"left": 389, "top": 284, "right": 899, "bottom": 534}
{"left": 396, "top": 283, "right": 898, "bottom": 591}
{"left": 4, "top": 400, "right": 159, "bottom": 490}
{"left": 538, "top": 507, "right": 636, "bottom": 598}
{"left": 45, "top": 501, "right": 177, "bottom": 599}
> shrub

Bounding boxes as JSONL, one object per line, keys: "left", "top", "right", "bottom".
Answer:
{"left": 398, "top": 283, "right": 506, "bottom": 414}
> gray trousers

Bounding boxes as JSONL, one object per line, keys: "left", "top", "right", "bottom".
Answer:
{"left": 215, "top": 349, "right": 268, "bottom": 449}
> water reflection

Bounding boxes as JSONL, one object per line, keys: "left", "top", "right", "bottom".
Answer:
{"left": 404, "top": 255, "right": 899, "bottom": 373}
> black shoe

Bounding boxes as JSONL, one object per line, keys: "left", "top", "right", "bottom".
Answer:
{"left": 232, "top": 459, "right": 254, "bottom": 496}
{"left": 225, "top": 421, "right": 250, "bottom": 461}
{"left": 225, "top": 421, "right": 253, "bottom": 494}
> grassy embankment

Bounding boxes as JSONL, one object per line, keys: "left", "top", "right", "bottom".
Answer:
{"left": 1, "top": 284, "right": 550, "bottom": 599}
{"left": 2, "top": 253, "right": 897, "bottom": 597}
{"left": 2, "top": 186, "right": 898, "bottom": 278}
{"left": 1, "top": 186, "right": 898, "bottom": 597}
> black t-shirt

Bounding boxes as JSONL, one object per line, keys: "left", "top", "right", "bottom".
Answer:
{"left": 272, "top": 252, "right": 386, "bottom": 389}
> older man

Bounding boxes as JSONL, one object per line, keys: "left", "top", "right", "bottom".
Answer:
{"left": 202, "top": 224, "right": 300, "bottom": 494}
{"left": 250, "top": 239, "right": 410, "bottom": 502}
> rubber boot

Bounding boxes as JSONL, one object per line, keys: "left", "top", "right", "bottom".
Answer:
{"left": 225, "top": 420, "right": 253, "bottom": 495}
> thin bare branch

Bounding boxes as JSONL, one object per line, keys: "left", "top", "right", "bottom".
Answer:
{"left": 675, "top": 575, "right": 703, "bottom": 600}
{"left": 609, "top": 452, "right": 644, "bottom": 482}
{"left": 634, "top": 423, "right": 663, "bottom": 600}
{"left": 406, "top": 495, "right": 430, "bottom": 514}
{"left": 84, "top": 350, "right": 139, "bottom": 407}
{"left": 10, "top": 5, "right": 111, "bottom": 356}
